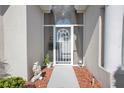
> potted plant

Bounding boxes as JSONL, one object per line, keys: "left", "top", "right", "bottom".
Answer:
{"left": 43, "top": 54, "right": 51, "bottom": 68}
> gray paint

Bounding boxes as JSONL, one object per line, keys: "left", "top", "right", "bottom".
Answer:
{"left": 27, "top": 5, "right": 44, "bottom": 80}
{"left": 104, "top": 6, "right": 124, "bottom": 74}
{"left": 3, "top": 5, "right": 44, "bottom": 80}
{"left": 44, "top": 26, "right": 53, "bottom": 62}
{"left": 100, "top": 7, "right": 105, "bottom": 67}
{"left": 0, "top": 16, "right": 4, "bottom": 59}
{"left": 0, "top": 5, "right": 9, "bottom": 16}
{"left": 44, "top": 12, "right": 83, "bottom": 25}
{"left": 3, "top": 6, "right": 28, "bottom": 80}
{"left": 44, "top": 13, "right": 54, "bottom": 25}
{"left": 74, "top": 26, "right": 83, "bottom": 64}
{"left": 84, "top": 5, "right": 111, "bottom": 87}
{"left": 85, "top": 16, "right": 111, "bottom": 87}
{"left": 122, "top": 15, "right": 124, "bottom": 69}
{"left": 84, "top": 6, "right": 101, "bottom": 55}
{"left": 0, "top": 6, "right": 1, "bottom": 15}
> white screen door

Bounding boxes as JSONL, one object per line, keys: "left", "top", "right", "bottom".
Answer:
{"left": 53, "top": 25, "right": 73, "bottom": 65}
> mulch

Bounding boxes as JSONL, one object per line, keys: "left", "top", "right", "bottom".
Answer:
{"left": 24, "top": 66, "right": 102, "bottom": 88}
{"left": 35, "top": 67, "right": 53, "bottom": 88}
{"left": 24, "top": 67, "right": 53, "bottom": 88}
{"left": 73, "top": 66, "right": 102, "bottom": 88}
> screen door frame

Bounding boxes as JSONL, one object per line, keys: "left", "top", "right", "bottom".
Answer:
{"left": 53, "top": 25, "right": 74, "bottom": 66}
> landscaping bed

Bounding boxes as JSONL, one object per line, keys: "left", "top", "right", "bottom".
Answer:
{"left": 24, "top": 67, "right": 53, "bottom": 88}
{"left": 73, "top": 66, "right": 102, "bottom": 88}
{"left": 34, "top": 67, "right": 53, "bottom": 88}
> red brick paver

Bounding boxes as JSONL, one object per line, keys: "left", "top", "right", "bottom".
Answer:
{"left": 73, "top": 66, "right": 102, "bottom": 88}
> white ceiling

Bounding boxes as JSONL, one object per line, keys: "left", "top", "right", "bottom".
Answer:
{"left": 40, "top": 5, "right": 88, "bottom": 13}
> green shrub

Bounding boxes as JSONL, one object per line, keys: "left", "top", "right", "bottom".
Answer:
{"left": 43, "top": 54, "right": 50, "bottom": 66}
{"left": 0, "top": 77, "right": 25, "bottom": 88}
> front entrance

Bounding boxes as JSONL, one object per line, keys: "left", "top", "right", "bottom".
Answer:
{"left": 53, "top": 25, "right": 73, "bottom": 65}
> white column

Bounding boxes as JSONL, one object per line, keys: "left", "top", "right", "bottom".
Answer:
{"left": 0, "top": 16, "right": 4, "bottom": 60}
{"left": 104, "top": 5, "right": 124, "bottom": 73}
{"left": 122, "top": 16, "right": 124, "bottom": 70}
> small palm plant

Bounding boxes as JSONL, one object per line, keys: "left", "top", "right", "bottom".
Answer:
{"left": 43, "top": 54, "right": 50, "bottom": 67}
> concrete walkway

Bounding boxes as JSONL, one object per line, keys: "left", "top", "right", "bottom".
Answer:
{"left": 47, "top": 65, "right": 80, "bottom": 88}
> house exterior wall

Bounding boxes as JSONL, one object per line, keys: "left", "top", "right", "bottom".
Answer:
{"left": 0, "top": 6, "right": 2, "bottom": 15}
{"left": 104, "top": 6, "right": 124, "bottom": 73}
{"left": 84, "top": 5, "right": 111, "bottom": 87}
{"left": 0, "top": 16, "right": 4, "bottom": 59}
{"left": 3, "top": 6, "right": 28, "bottom": 80}
{"left": 84, "top": 6, "right": 101, "bottom": 55}
{"left": 3, "top": 5, "right": 44, "bottom": 80}
{"left": 122, "top": 15, "right": 124, "bottom": 68}
{"left": 27, "top": 5, "right": 44, "bottom": 80}
{"left": 104, "top": 6, "right": 124, "bottom": 87}
{"left": 0, "top": 5, "right": 9, "bottom": 16}
{"left": 74, "top": 26, "right": 83, "bottom": 65}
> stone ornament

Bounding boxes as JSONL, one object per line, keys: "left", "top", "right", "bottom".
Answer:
{"left": 31, "top": 61, "right": 43, "bottom": 82}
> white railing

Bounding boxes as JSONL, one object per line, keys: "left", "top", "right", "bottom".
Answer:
{"left": 43, "top": 24, "right": 85, "bottom": 27}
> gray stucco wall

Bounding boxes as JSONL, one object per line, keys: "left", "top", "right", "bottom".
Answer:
{"left": 0, "top": 6, "right": 2, "bottom": 15}
{"left": 44, "top": 26, "right": 53, "bottom": 61}
{"left": 74, "top": 26, "right": 83, "bottom": 64}
{"left": 84, "top": 5, "right": 111, "bottom": 87}
{"left": 85, "top": 17, "right": 110, "bottom": 87}
{"left": 0, "top": 6, "right": 9, "bottom": 60}
{"left": 3, "top": 5, "right": 44, "bottom": 80}
{"left": 84, "top": 6, "right": 102, "bottom": 56}
{"left": 27, "top": 5, "right": 44, "bottom": 80}
{"left": 0, "top": 16, "right": 4, "bottom": 59}
{"left": 0, "top": 5, "right": 9, "bottom": 16}
{"left": 3, "top": 6, "right": 28, "bottom": 80}
{"left": 122, "top": 15, "right": 124, "bottom": 67}
{"left": 0, "top": 5, "right": 9, "bottom": 59}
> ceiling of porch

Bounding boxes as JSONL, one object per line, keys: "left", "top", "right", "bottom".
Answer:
{"left": 40, "top": 5, "right": 88, "bottom": 13}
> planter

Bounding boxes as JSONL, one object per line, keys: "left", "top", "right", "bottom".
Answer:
{"left": 46, "top": 62, "right": 53, "bottom": 68}
{"left": 24, "top": 82, "right": 36, "bottom": 88}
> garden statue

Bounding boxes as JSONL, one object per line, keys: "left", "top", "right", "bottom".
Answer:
{"left": 31, "top": 61, "right": 43, "bottom": 82}
{"left": 78, "top": 60, "right": 83, "bottom": 67}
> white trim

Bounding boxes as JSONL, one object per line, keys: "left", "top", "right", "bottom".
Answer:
{"left": 43, "top": 24, "right": 85, "bottom": 27}
{"left": 73, "top": 64, "right": 86, "bottom": 67}
{"left": 71, "top": 26, "right": 74, "bottom": 65}
{"left": 53, "top": 25, "right": 55, "bottom": 66}
{"left": 53, "top": 25, "right": 74, "bottom": 66}
{"left": 98, "top": 16, "right": 110, "bottom": 73}
{"left": 98, "top": 16, "right": 102, "bottom": 67}
{"left": 83, "top": 10, "right": 86, "bottom": 64}
{"left": 54, "top": 64, "right": 73, "bottom": 66}
{"left": 76, "top": 10, "right": 85, "bottom": 13}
